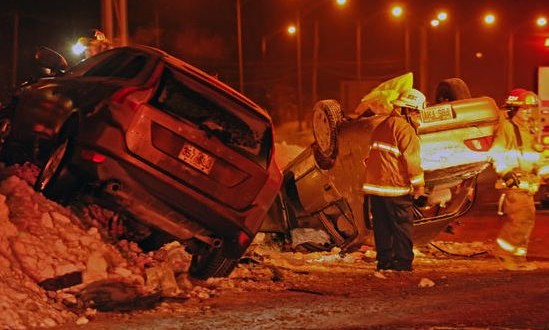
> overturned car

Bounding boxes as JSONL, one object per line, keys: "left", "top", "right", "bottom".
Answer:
{"left": 262, "top": 78, "right": 500, "bottom": 251}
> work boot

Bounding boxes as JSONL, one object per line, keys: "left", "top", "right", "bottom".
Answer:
{"left": 376, "top": 260, "right": 394, "bottom": 271}
{"left": 391, "top": 260, "right": 413, "bottom": 272}
{"left": 494, "top": 250, "right": 537, "bottom": 271}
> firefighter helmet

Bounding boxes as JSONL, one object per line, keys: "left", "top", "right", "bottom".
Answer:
{"left": 392, "top": 88, "right": 426, "bottom": 111}
{"left": 504, "top": 88, "right": 539, "bottom": 108}
{"left": 77, "top": 29, "right": 108, "bottom": 46}
{"left": 76, "top": 29, "right": 112, "bottom": 58}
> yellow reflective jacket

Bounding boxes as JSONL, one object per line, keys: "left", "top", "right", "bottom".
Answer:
{"left": 491, "top": 114, "right": 542, "bottom": 192}
{"left": 362, "top": 112, "right": 424, "bottom": 197}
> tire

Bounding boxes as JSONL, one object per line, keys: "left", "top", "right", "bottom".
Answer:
{"left": 312, "top": 143, "right": 335, "bottom": 170}
{"left": 34, "top": 134, "right": 80, "bottom": 204}
{"left": 435, "top": 78, "right": 472, "bottom": 103}
{"left": 312, "top": 100, "right": 343, "bottom": 161}
{"left": 0, "top": 113, "right": 12, "bottom": 147}
{"left": 0, "top": 108, "right": 14, "bottom": 163}
{"left": 189, "top": 246, "right": 239, "bottom": 280}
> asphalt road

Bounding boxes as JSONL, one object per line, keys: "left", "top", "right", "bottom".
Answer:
{"left": 62, "top": 186, "right": 549, "bottom": 330}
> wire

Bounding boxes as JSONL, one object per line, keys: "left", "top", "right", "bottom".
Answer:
{"left": 428, "top": 242, "right": 488, "bottom": 258}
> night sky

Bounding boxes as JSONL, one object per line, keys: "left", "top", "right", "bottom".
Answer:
{"left": 2, "top": 0, "right": 549, "bottom": 119}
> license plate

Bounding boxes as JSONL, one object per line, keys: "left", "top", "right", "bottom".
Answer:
{"left": 178, "top": 144, "right": 215, "bottom": 174}
{"left": 421, "top": 104, "right": 454, "bottom": 123}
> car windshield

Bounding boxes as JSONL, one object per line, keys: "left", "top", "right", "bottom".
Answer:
{"left": 150, "top": 66, "right": 271, "bottom": 166}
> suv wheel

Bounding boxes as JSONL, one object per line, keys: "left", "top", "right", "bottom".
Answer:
{"left": 0, "top": 108, "right": 14, "bottom": 162}
{"left": 189, "top": 246, "right": 239, "bottom": 280}
{"left": 34, "top": 135, "right": 80, "bottom": 204}
{"left": 435, "top": 78, "right": 472, "bottom": 103}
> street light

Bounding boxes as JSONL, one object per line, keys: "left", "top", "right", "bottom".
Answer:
{"left": 261, "top": 25, "right": 295, "bottom": 58}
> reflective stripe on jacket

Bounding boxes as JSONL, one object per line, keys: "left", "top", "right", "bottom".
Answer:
{"left": 491, "top": 114, "right": 542, "bottom": 193}
{"left": 496, "top": 237, "right": 527, "bottom": 256}
{"left": 362, "top": 113, "right": 424, "bottom": 197}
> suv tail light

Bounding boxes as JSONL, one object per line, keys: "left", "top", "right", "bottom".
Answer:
{"left": 464, "top": 135, "right": 494, "bottom": 151}
{"left": 81, "top": 149, "right": 107, "bottom": 163}
{"left": 238, "top": 231, "right": 251, "bottom": 248}
{"left": 111, "top": 86, "right": 155, "bottom": 112}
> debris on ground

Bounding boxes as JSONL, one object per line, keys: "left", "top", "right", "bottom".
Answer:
{"left": 0, "top": 162, "right": 546, "bottom": 329}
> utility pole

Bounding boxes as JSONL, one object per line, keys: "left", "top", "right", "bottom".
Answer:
{"left": 419, "top": 26, "right": 428, "bottom": 95}
{"left": 101, "top": 0, "right": 128, "bottom": 46}
{"left": 312, "top": 20, "right": 319, "bottom": 105}
{"left": 237, "top": 0, "right": 244, "bottom": 92}
{"left": 356, "top": 20, "right": 362, "bottom": 81}
{"left": 11, "top": 9, "right": 19, "bottom": 88}
{"left": 296, "top": 12, "right": 303, "bottom": 131}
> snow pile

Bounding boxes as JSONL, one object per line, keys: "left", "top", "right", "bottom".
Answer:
{"left": 0, "top": 163, "right": 202, "bottom": 328}
{"left": 0, "top": 173, "right": 149, "bottom": 327}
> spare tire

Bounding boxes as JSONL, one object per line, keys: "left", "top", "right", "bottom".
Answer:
{"left": 435, "top": 78, "right": 472, "bottom": 103}
{"left": 312, "top": 99, "right": 344, "bottom": 161}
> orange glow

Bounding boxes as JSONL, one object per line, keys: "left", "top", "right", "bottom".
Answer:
{"left": 545, "top": 37, "right": 549, "bottom": 47}
{"left": 484, "top": 13, "right": 496, "bottom": 25}
{"left": 430, "top": 19, "right": 440, "bottom": 27}
{"left": 391, "top": 5, "right": 403, "bottom": 17}
{"left": 336, "top": 0, "right": 347, "bottom": 6}
{"left": 536, "top": 16, "right": 548, "bottom": 27}
{"left": 437, "top": 11, "right": 448, "bottom": 21}
{"left": 287, "top": 25, "right": 297, "bottom": 35}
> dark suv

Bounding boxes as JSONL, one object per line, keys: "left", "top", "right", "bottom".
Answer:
{"left": 0, "top": 46, "right": 282, "bottom": 279}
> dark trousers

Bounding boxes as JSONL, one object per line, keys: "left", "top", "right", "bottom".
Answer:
{"left": 368, "top": 195, "right": 414, "bottom": 267}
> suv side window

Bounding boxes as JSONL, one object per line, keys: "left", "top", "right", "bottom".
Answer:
{"left": 83, "top": 52, "right": 147, "bottom": 79}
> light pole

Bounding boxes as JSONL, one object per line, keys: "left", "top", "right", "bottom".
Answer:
{"left": 296, "top": 13, "right": 303, "bottom": 131}
{"left": 100, "top": 0, "right": 128, "bottom": 46}
{"left": 453, "top": 12, "right": 497, "bottom": 79}
{"left": 394, "top": 6, "right": 432, "bottom": 93}
{"left": 236, "top": 0, "right": 244, "bottom": 92}
{"left": 506, "top": 15, "right": 547, "bottom": 92}
{"left": 355, "top": 20, "right": 362, "bottom": 80}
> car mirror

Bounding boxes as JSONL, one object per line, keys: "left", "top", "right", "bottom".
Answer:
{"left": 34, "top": 46, "right": 68, "bottom": 75}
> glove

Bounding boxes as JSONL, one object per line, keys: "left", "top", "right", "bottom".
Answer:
{"left": 412, "top": 185, "right": 425, "bottom": 199}
{"left": 502, "top": 172, "right": 520, "bottom": 188}
{"left": 413, "top": 195, "right": 428, "bottom": 208}
{"left": 412, "top": 186, "right": 428, "bottom": 207}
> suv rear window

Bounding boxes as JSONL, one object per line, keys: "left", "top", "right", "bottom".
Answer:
{"left": 150, "top": 67, "right": 271, "bottom": 166}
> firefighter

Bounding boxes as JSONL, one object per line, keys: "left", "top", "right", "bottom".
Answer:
{"left": 362, "top": 88, "right": 426, "bottom": 271}
{"left": 77, "top": 29, "right": 112, "bottom": 59}
{"left": 491, "top": 88, "right": 544, "bottom": 271}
